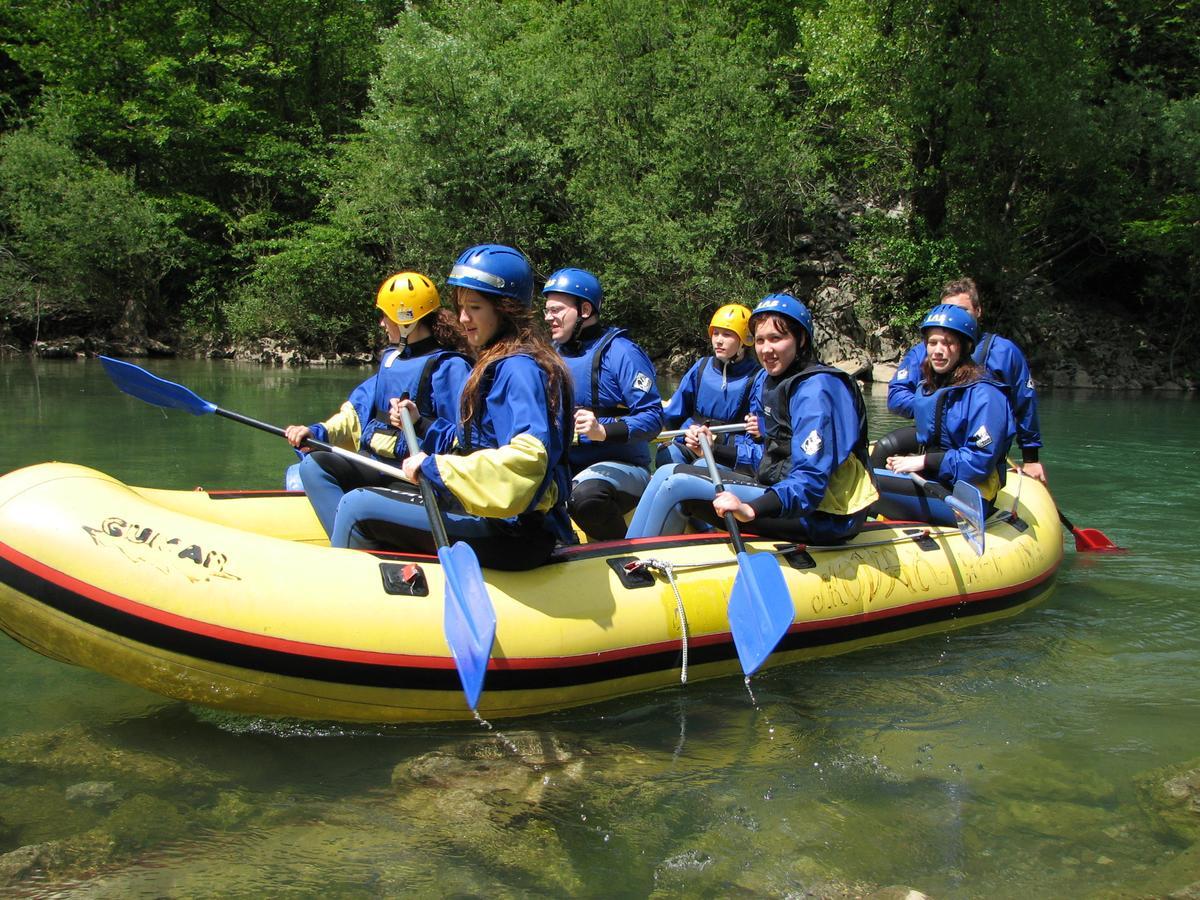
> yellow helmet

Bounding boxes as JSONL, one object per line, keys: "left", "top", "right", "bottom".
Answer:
{"left": 376, "top": 272, "right": 440, "bottom": 325}
{"left": 708, "top": 303, "right": 753, "bottom": 346}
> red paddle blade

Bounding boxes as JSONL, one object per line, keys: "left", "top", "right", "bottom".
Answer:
{"left": 1073, "top": 527, "right": 1125, "bottom": 553}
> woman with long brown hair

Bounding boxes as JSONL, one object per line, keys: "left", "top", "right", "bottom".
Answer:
{"left": 330, "top": 245, "right": 575, "bottom": 570}
{"left": 878, "top": 303, "right": 1015, "bottom": 522}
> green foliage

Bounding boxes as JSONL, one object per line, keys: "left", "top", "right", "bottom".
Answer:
{"left": 846, "top": 211, "right": 974, "bottom": 326}
{"left": 0, "top": 120, "right": 178, "bottom": 340}
{"left": 226, "top": 224, "right": 376, "bottom": 353}
{"left": 2, "top": 0, "right": 402, "bottom": 342}
{"left": 319, "top": 0, "right": 823, "bottom": 352}
{"left": 0, "top": 0, "right": 1195, "bottom": 360}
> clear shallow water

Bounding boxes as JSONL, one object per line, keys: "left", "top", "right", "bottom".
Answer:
{"left": 0, "top": 357, "right": 1197, "bottom": 897}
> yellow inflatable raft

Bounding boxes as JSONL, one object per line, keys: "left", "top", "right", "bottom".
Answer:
{"left": 0, "top": 462, "right": 1061, "bottom": 723}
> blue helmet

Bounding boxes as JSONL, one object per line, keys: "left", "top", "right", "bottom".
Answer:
{"left": 447, "top": 244, "right": 534, "bottom": 307}
{"left": 920, "top": 303, "right": 979, "bottom": 348}
{"left": 542, "top": 267, "right": 603, "bottom": 314}
{"left": 750, "top": 293, "right": 813, "bottom": 344}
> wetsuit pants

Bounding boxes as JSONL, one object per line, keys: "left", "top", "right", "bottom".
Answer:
{"left": 625, "top": 464, "right": 867, "bottom": 544}
{"left": 331, "top": 483, "right": 557, "bottom": 571}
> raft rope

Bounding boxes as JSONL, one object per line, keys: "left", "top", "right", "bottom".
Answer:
{"left": 1006, "top": 458, "right": 1025, "bottom": 523}
{"left": 630, "top": 527, "right": 957, "bottom": 577}
{"left": 626, "top": 527, "right": 960, "bottom": 684}
{"left": 624, "top": 558, "right": 690, "bottom": 683}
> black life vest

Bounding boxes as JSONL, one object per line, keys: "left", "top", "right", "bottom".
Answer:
{"left": 756, "top": 362, "right": 870, "bottom": 487}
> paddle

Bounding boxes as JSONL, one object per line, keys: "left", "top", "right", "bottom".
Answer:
{"left": 99, "top": 356, "right": 410, "bottom": 484}
{"left": 657, "top": 423, "right": 748, "bottom": 442}
{"left": 1006, "top": 460, "right": 1124, "bottom": 553}
{"left": 397, "top": 407, "right": 497, "bottom": 711}
{"left": 100, "top": 356, "right": 497, "bottom": 710}
{"left": 907, "top": 473, "right": 986, "bottom": 556}
{"left": 1058, "top": 509, "right": 1125, "bottom": 553}
{"left": 697, "top": 433, "right": 794, "bottom": 676}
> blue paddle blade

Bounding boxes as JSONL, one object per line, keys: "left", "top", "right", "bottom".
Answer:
{"left": 99, "top": 356, "right": 217, "bottom": 416}
{"left": 949, "top": 480, "right": 986, "bottom": 556}
{"left": 438, "top": 542, "right": 496, "bottom": 710}
{"left": 727, "top": 550, "right": 794, "bottom": 676}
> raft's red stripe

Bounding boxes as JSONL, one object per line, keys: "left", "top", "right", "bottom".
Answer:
{"left": 0, "top": 540, "right": 1058, "bottom": 672}
{"left": 0, "top": 541, "right": 456, "bottom": 670}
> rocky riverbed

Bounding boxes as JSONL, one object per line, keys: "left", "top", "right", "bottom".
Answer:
{"left": 2, "top": 711, "right": 1198, "bottom": 896}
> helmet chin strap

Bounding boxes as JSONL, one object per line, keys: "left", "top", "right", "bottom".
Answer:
{"left": 569, "top": 302, "right": 594, "bottom": 343}
{"left": 395, "top": 320, "right": 418, "bottom": 350}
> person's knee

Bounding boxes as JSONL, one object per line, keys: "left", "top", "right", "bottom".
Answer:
{"left": 869, "top": 426, "right": 917, "bottom": 469}
{"left": 655, "top": 442, "right": 690, "bottom": 468}
{"left": 569, "top": 479, "right": 626, "bottom": 540}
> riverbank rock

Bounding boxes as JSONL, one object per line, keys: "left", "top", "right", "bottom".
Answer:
{"left": 33, "top": 336, "right": 87, "bottom": 358}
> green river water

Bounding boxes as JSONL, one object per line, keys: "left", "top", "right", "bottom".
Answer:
{"left": 0, "top": 357, "right": 1197, "bottom": 898}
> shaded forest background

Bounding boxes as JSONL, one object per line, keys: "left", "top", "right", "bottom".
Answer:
{"left": 0, "top": 0, "right": 1196, "bottom": 381}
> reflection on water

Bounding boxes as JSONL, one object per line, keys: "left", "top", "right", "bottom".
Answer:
{"left": 1, "top": 360, "right": 1198, "bottom": 897}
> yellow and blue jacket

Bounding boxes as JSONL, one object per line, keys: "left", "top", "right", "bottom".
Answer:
{"left": 418, "top": 355, "right": 573, "bottom": 538}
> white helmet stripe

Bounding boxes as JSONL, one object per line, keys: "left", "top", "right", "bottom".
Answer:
{"left": 449, "top": 263, "right": 506, "bottom": 289}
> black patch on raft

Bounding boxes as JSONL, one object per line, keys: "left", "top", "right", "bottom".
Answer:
{"left": 607, "top": 557, "right": 657, "bottom": 589}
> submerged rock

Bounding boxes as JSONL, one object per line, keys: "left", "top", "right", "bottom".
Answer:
{"left": 0, "top": 842, "right": 60, "bottom": 886}
{"left": 1136, "top": 759, "right": 1200, "bottom": 844}
{"left": 65, "top": 780, "right": 124, "bottom": 809}
{"left": 388, "top": 730, "right": 591, "bottom": 894}
{"left": 986, "top": 756, "right": 1117, "bottom": 806}
{"left": 0, "top": 723, "right": 228, "bottom": 792}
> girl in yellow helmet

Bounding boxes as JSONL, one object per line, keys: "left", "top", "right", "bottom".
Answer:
{"left": 657, "top": 303, "right": 764, "bottom": 473}
{"left": 283, "top": 272, "right": 471, "bottom": 538}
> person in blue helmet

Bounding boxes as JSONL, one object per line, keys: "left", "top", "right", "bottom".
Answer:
{"left": 626, "top": 294, "right": 878, "bottom": 542}
{"left": 873, "top": 303, "right": 1015, "bottom": 522}
{"left": 542, "top": 267, "right": 664, "bottom": 540}
{"left": 657, "top": 303, "right": 764, "bottom": 475}
{"left": 328, "top": 244, "right": 575, "bottom": 570}
{"left": 875, "top": 278, "right": 1045, "bottom": 483}
{"left": 284, "top": 271, "right": 471, "bottom": 537}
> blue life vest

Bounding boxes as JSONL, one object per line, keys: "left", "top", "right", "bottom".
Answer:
{"left": 561, "top": 326, "right": 658, "bottom": 469}
{"left": 911, "top": 374, "right": 1013, "bottom": 497}
{"left": 359, "top": 339, "right": 470, "bottom": 456}
{"left": 691, "top": 356, "right": 759, "bottom": 426}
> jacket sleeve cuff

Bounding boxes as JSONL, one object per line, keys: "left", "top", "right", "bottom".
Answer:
{"left": 748, "top": 489, "right": 783, "bottom": 519}
{"left": 420, "top": 455, "right": 449, "bottom": 494}
{"left": 603, "top": 421, "right": 630, "bottom": 443}
{"left": 925, "top": 450, "right": 946, "bottom": 477}
{"left": 1020, "top": 447, "right": 1039, "bottom": 463}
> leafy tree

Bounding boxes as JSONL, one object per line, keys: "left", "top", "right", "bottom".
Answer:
{"left": 0, "top": 120, "right": 178, "bottom": 344}
{"left": 3, "top": 0, "right": 403, "bottom": 340}
{"left": 311, "top": 0, "right": 824, "bottom": 352}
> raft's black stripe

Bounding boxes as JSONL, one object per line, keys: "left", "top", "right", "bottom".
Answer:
{"left": 0, "top": 554, "right": 1053, "bottom": 693}
{"left": 209, "top": 490, "right": 300, "bottom": 500}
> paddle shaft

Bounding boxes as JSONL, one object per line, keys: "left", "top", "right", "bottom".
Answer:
{"left": 396, "top": 409, "right": 452, "bottom": 549}
{"left": 908, "top": 472, "right": 968, "bottom": 519}
{"left": 657, "top": 423, "right": 748, "bottom": 442}
{"left": 213, "top": 407, "right": 410, "bottom": 485}
{"left": 698, "top": 433, "right": 749, "bottom": 555}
